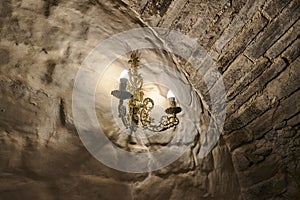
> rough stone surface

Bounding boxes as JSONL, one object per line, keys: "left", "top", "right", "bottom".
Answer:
{"left": 1, "top": 0, "right": 300, "bottom": 199}
{"left": 245, "top": 0, "right": 300, "bottom": 60}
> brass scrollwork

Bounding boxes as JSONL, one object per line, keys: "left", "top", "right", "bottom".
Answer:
{"left": 111, "top": 51, "right": 182, "bottom": 132}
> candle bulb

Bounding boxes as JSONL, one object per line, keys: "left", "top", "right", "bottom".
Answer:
{"left": 119, "top": 70, "right": 129, "bottom": 91}
{"left": 120, "top": 78, "right": 127, "bottom": 91}
{"left": 111, "top": 69, "right": 132, "bottom": 100}
{"left": 167, "top": 90, "right": 176, "bottom": 107}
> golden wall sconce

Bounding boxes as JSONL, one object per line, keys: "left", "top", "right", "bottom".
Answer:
{"left": 111, "top": 51, "right": 182, "bottom": 132}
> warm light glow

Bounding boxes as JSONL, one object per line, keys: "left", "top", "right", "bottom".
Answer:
{"left": 120, "top": 70, "right": 129, "bottom": 79}
{"left": 167, "top": 90, "right": 175, "bottom": 99}
{"left": 111, "top": 51, "right": 182, "bottom": 132}
{"left": 145, "top": 85, "right": 166, "bottom": 106}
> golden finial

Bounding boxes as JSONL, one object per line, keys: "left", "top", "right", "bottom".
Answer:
{"left": 128, "top": 51, "right": 140, "bottom": 69}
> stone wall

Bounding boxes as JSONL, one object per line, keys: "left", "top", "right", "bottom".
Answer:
{"left": 0, "top": 0, "right": 299, "bottom": 199}
{"left": 125, "top": 0, "right": 300, "bottom": 199}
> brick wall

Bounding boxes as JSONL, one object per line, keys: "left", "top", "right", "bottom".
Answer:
{"left": 128, "top": 0, "right": 300, "bottom": 199}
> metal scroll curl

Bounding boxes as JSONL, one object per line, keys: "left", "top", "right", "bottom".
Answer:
{"left": 140, "top": 98, "right": 179, "bottom": 132}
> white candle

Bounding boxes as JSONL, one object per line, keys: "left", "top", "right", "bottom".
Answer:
{"left": 167, "top": 90, "right": 176, "bottom": 104}
{"left": 119, "top": 70, "right": 128, "bottom": 91}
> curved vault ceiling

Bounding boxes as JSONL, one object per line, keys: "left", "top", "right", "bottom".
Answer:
{"left": 0, "top": 0, "right": 299, "bottom": 199}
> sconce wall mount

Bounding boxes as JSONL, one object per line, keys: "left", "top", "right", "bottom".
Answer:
{"left": 111, "top": 51, "right": 182, "bottom": 132}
